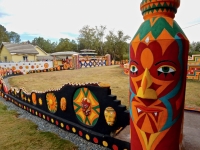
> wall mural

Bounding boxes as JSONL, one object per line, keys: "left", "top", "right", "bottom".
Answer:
{"left": 129, "top": 0, "right": 189, "bottom": 150}
{"left": 0, "top": 75, "right": 130, "bottom": 150}
{"left": 187, "top": 55, "right": 200, "bottom": 80}
{"left": 0, "top": 62, "right": 53, "bottom": 74}
{"left": 73, "top": 87, "right": 100, "bottom": 127}
{"left": 79, "top": 59, "right": 106, "bottom": 68}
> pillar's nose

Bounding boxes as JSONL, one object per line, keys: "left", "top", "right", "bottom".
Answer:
{"left": 136, "top": 68, "right": 157, "bottom": 99}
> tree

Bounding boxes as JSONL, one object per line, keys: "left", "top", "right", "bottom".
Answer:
{"left": 31, "top": 37, "right": 56, "bottom": 53}
{"left": 7, "top": 31, "right": 21, "bottom": 43}
{"left": 104, "top": 30, "right": 130, "bottom": 60}
{"left": 0, "top": 24, "right": 9, "bottom": 43}
{"left": 77, "top": 25, "right": 96, "bottom": 50}
{"left": 55, "top": 38, "right": 71, "bottom": 52}
{"left": 189, "top": 42, "right": 200, "bottom": 56}
{"left": 94, "top": 25, "right": 106, "bottom": 55}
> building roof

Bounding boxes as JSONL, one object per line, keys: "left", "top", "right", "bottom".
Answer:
{"left": 80, "top": 49, "right": 96, "bottom": 52}
{"left": 50, "top": 51, "right": 79, "bottom": 56}
{"left": 80, "top": 52, "right": 97, "bottom": 55}
{"left": 1, "top": 42, "right": 39, "bottom": 54}
{"left": 36, "top": 56, "right": 54, "bottom": 61}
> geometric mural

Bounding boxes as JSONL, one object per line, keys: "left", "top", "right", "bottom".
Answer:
{"left": 187, "top": 55, "right": 200, "bottom": 80}
{"left": 73, "top": 87, "right": 100, "bottom": 127}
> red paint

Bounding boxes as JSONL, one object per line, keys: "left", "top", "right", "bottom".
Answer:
{"left": 56, "top": 121, "right": 59, "bottom": 125}
{"left": 78, "top": 131, "right": 83, "bottom": 136}
{"left": 112, "top": 144, "right": 118, "bottom": 150}
{"left": 93, "top": 137, "right": 98, "bottom": 143}
{"left": 66, "top": 125, "right": 70, "bottom": 130}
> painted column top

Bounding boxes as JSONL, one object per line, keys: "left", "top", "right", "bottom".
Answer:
{"left": 140, "top": 0, "right": 180, "bottom": 20}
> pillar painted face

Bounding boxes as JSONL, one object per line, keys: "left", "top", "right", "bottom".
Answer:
{"left": 130, "top": 38, "right": 184, "bottom": 133}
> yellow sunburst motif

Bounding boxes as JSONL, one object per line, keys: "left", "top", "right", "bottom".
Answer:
{"left": 73, "top": 87, "right": 100, "bottom": 126}
{"left": 46, "top": 93, "right": 57, "bottom": 113}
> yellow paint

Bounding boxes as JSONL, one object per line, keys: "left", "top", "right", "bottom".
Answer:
{"left": 85, "top": 134, "right": 90, "bottom": 140}
{"left": 35, "top": 46, "right": 48, "bottom": 56}
{"left": 72, "top": 127, "right": 76, "bottom": 133}
{"left": 0, "top": 46, "right": 12, "bottom": 62}
{"left": 51, "top": 118, "right": 54, "bottom": 123}
{"left": 140, "top": 130, "right": 160, "bottom": 150}
{"left": 60, "top": 123, "right": 64, "bottom": 128}
{"left": 43, "top": 115, "right": 45, "bottom": 119}
{"left": 137, "top": 69, "right": 157, "bottom": 99}
{"left": 102, "top": 141, "right": 108, "bottom": 147}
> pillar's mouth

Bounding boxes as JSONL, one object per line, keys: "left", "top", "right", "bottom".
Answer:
{"left": 140, "top": 0, "right": 180, "bottom": 20}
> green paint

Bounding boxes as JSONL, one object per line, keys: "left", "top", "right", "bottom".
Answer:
{"left": 132, "top": 17, "right": 185, "bottom": 41}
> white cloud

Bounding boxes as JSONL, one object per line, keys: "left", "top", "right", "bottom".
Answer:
{"left": 0, "top": 0, "right": 200, "bottom": 42}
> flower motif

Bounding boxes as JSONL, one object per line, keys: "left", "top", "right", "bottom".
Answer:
{"left": 12, "top": 66, "right": 16, "bottom": 71}
{"left": 31, "top": 92, "right": 37, "bottom": 105}
{"left": 60, "top": 97, "right": 67, "bottom": 111}
{"left": 46, "top": 93, "right": 57, "bottom": 113}
{"left": 44, "top": 63, "right": 49, "bottom": 68}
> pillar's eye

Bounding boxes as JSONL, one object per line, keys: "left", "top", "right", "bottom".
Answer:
{"left": 157, "top": 65, "right": 176, "bottom": 76}
{"left": 130, "top": 65, "right": 138, "bottom": 73}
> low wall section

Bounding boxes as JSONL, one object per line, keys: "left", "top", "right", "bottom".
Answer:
{"left": 0, "top": 72, "right": 130, "bottom": 150}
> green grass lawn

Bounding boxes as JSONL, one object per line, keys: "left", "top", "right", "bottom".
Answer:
{"left": 0, "top": 102, "right": 78, "bottom": 150}
{"left": 8, "top": 65, "right": 200, "bottom": 108}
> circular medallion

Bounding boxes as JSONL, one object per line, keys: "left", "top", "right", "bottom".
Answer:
{"left": 46, "top": 93, "right": 57, "bottom": 113}
{"left": 73, "top": 88, "right": 100, "bottom": 126}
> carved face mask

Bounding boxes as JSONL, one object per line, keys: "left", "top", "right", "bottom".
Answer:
{"left": 130, "top": 36, "right": 185, "bottom": 133}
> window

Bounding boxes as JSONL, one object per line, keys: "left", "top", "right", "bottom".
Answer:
{"left": 23, "top": 56, "right": 28, "bottom": 61}
{"left": 4, "top": 56, "right": 7, "bottom": 62}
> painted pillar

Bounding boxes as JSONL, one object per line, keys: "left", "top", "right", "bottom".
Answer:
{"left": 72, "top": 54, "right": 80, "bottom": 69}
{"left": 105, "top": 54, "right": 111, "bottom": 66}
{"left": 129, "top": 0, "right": 189, "bottom": 150}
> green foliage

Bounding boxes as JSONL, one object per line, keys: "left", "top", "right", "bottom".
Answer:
{"left": 31, "top": 37, "right": 57, "bottom": 53}
{"left": 104, "top": 30, "right": 130, "bottom": 60}
{"left": 7, "top": 31, "right": 21, "bottom": 43}
{"left": 1, "top": 23, "right": 130, "bottom": 59}
{"left": 55, "top": 38, "right": 77, "bottom": 52}
{"left": 0, "top": 24, "right": 21, "bottom": 44}
{"left": 0, "top": 24, "right": 10, "bottom": 43}
{"left": 189, "top": 41, "right": 200, "bottom": 56}
{"left": 77, "top": 25, "right": 107, "bottom": 55}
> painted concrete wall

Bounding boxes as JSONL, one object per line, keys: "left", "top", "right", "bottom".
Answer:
{"left": 0, "top": 46, "right": 12, "bottom": 62}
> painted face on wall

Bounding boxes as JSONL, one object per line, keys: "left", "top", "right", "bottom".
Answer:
{"left": 104, "top": 107, "right": 116, "bottom": 126}
{"left": 81, "top": 97, "right": 91, "bottom": 116}
{"left": 130, "top": 38, "right": 184, "bottom": 134}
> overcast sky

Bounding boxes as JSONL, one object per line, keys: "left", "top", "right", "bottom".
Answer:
{"left": 0, "top": 0, "right": 200, "bottom": 43}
